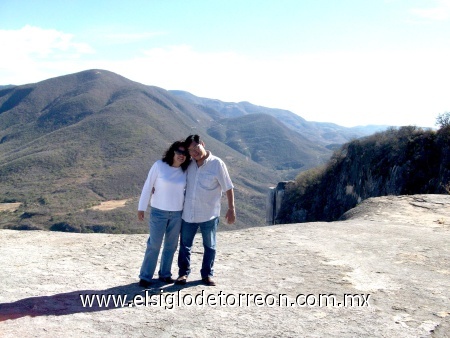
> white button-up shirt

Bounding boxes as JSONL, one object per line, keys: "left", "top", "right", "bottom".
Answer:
{"left": 182, "top": 152, "right": 234, "bottom": 223}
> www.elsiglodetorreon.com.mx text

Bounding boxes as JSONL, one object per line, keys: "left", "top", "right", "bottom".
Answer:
{"left": 79, "top": 290, "right": 371, "bottom": 310}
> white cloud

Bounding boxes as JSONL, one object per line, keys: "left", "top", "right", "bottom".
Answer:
{"left": 0, "top": 25, "right": 94, "bottom": 84}
{"left": 0, "top": 25, "right": 93, "bottom": 59}
{"left": 102, "top": 31, "right": 166, "bottom": 43}
{"left": 410, "top": 0, "right": 450, "bottom": 21}
{"left": 0, "top": 27, "right": 447, "bottom": 128}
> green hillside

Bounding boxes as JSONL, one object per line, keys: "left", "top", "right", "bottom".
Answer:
{"left": 207, "top": 113, "right": 331, "bottom": 180}
{"left": 0, "top": 70, "right": 280, "bottom": 233}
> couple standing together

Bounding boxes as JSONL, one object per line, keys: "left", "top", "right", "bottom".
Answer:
{"left": 137, "top": 134, "right": 236, "bottom": 287}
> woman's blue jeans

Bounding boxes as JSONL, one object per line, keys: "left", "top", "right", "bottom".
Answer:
{"left": 177, "top": 217, "right": 219, "bottom": 278}
{"left": 139, "top": 207, "right": 182, "bottom": 281}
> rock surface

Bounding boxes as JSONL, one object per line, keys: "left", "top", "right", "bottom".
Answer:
{"left": 1, "top": 194, "right": 449, "bottom": 337}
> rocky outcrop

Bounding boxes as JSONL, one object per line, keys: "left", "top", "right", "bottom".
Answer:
{"left": 277, "top": 126, "right": 450, "bottom": 224}
{"left": 266, "top": 181, "right": 292, "bottom": 224}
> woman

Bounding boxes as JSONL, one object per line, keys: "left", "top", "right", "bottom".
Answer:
{"left": 137, "top": 141, "right": 190, "bottom": 287}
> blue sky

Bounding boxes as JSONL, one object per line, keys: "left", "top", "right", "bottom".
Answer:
{"left": 1, "top": 0, "right": 449, "bottom": 128}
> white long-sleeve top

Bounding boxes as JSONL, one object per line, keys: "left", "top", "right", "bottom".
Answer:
{"left": 138, "top": 160, "right": 187, "bottom": 212}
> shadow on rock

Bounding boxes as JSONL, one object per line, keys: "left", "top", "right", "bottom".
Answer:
{"left": 0, "top": 280, "right": 203, "bottom": 321}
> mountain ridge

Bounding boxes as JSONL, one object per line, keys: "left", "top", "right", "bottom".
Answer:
{"left": 207, "top": 113, "right": 330, "bottom": 176}
{"left": 0, "top": 69, "right": 387, "bottom": 233}
{"left": 169, "top": 90, "right": 390, "bottom": 146}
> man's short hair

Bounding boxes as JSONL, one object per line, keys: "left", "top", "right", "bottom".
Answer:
{"left": 185, "top": 134, "right": 201, "bottom": 147}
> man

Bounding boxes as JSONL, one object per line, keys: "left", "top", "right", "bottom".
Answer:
{"left": 175, "top": 135, "right": 236, "bottom": 286}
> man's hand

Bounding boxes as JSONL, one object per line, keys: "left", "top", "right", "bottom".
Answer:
{"left": 138, "top": 211, "right": 145, "bottom": 221}
{"left": 225, "top": 208, "right": 236, "bottom": 224}
{"left": 225, "top": 189, "right": 236, "bottom": 224}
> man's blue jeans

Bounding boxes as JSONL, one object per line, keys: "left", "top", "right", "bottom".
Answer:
{"left": 139, "top": 207, "right": 182, "bottom": 282}
{"left": 178, "top": 217, "right": 219, "bottom": 278}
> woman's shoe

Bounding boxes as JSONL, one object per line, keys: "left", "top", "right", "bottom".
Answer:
{"left": 138, "top": 279, "right": 152, "bottom": 288}
{"left": 158, "top": 276, "right": 175, "bottom": 284}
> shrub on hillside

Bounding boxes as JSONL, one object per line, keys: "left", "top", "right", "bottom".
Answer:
{"left": 436, "top": 112, "right": 450, "bottom": 129}
{"left": 49, "top": 222, "right": 80, "bottom": 232}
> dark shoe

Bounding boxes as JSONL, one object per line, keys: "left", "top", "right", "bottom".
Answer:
{"left": 139, "top": 279, "right": 152, "bottom": 288}
{"left": 202, "top": 277, "right": 216, "bottom": 286}
{"left": 159, "top": 276, "right": 175, "bottom": 284}
{"left": 174, "top": 275, "right": 188, "bottom": 285}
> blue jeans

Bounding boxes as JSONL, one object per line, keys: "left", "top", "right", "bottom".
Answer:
{"left": 178, "top": 217, "right": 219, "bottom": 278}
{"left": 139, "top": 207, "right": 182, "bottom": 281}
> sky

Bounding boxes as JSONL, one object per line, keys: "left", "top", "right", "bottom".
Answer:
{"left": 1, "top": 0, "right": 449, "bottom": 128}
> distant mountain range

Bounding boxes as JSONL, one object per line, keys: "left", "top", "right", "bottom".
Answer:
{"left": 170, "top": 90, "right": 389, "bottom": 147}
{"left": 0, "top": 69, "right": 389, "bottom": 233}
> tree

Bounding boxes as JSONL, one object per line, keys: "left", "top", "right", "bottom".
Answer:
{"left": 436, "top": 112, "right": 450, "bottom": 129}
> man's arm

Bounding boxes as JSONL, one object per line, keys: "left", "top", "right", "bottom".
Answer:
{"left": 225, "top": 188, "right": 236, "bottom": 224}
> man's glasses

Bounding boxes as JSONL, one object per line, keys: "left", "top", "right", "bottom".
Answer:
{"left": 188, "top": 144, "right": 201, "bottom": 154}
{"left": 174, "top": 149, "right": 188, "bottom": 156}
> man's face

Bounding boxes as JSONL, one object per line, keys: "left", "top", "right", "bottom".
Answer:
{"left": 187, "top": 141, "right": 206, "bottom": 161}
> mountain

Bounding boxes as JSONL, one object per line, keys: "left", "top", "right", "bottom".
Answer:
{"left": 207, "top": 113, "right": 331, "bottom": 179}
{"left": 170, "top": 90, "right": 390, "bottom": 146}
{"left": 0, "top": 69, "right": 388, "bottom": 233}
{"left": 0, "top": 70, "right": 281, "bottom": 233}
{"left": 0, "top": 85, "right": 16, "bottom": 90}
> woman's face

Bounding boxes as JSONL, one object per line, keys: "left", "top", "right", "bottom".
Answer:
{"left": 173, "top": 146, "right": 187, "bottom": 167}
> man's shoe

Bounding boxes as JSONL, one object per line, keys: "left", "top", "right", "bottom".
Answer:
{"left": 202, "top": 277, "right": 216, "bottom": 286}
{"left": 138, "top": 279, "right": 152, "bottom": 288}
{"left": 174, "top": 275, "right": 188, "bottom": 285}
{"left": 159, "top": 276, "right": 175, "bottom": 284}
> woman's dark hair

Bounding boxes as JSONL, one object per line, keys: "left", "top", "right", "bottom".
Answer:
{"left": 162, "top": 140, "right": 190, "bottom": 171}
